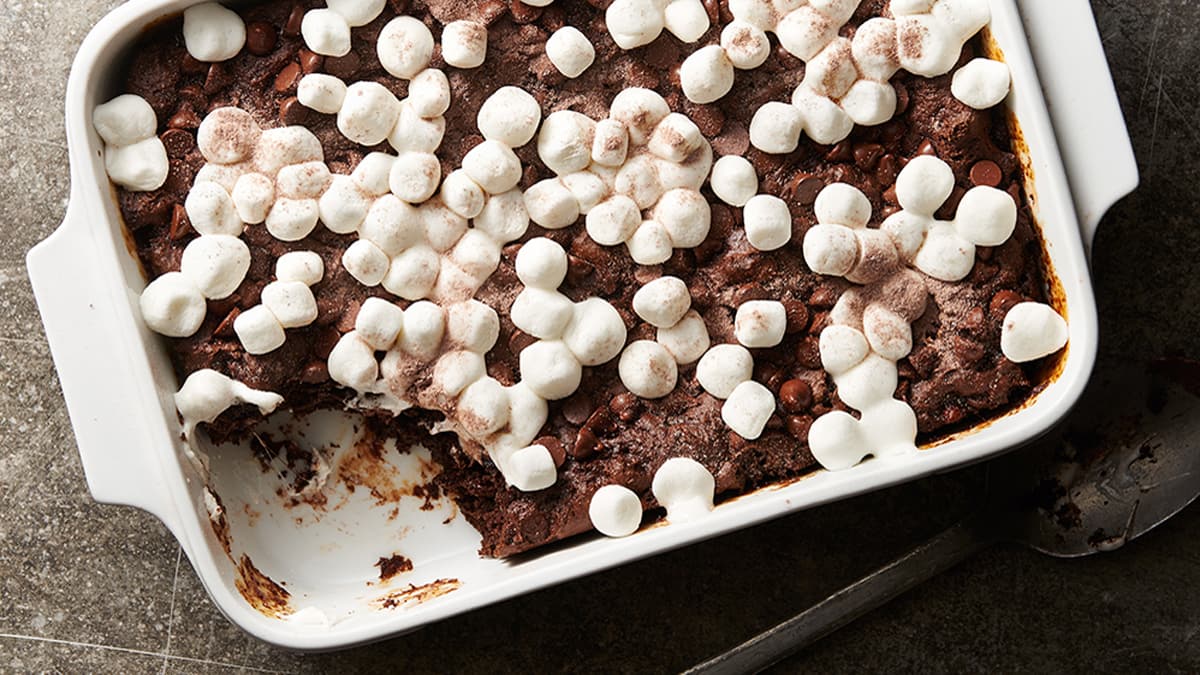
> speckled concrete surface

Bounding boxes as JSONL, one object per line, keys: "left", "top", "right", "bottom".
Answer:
{"left": 2, "top": 1, "right": 1198, "bottom": 673}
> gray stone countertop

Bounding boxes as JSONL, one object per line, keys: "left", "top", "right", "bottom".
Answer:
{"left": 2, "top": 0, "right": 1198, "bottom": 672}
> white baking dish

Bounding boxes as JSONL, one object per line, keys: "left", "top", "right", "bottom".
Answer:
{"left": 27, "top": 0, "right": 1136, "bottom": 650}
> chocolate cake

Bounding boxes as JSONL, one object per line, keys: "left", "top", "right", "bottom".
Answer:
{"left": 98, "top": 0, "right": 1065, "bottom": 557}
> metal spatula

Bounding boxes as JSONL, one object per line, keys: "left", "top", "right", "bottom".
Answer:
{"left": 687, "top": 358, "right": 1200, "bottom": 674}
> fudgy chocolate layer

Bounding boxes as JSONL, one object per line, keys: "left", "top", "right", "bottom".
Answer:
{"left": 119, "top": 0, "right": 1051, "bottom": 556}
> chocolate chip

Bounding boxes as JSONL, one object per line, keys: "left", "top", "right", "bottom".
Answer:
{"left": 540, "top": 4, "right": 567, "bottom": 30}
{"left": 167, "top": 105, "right": 201, "bottom": 130}
{"left": 876, "top": 154, "right": 900, "bottom": 186}
{"left": 780, "top": 379, "right": 813, "bottom": 413}
{"left": 325, "top": 51, "right": 361, "bottom": 80}
{"left": 571, "top": 427, "right": 600, "bottom": 459}
{"left": 510, "top": 0, "right": 543, "bottom": 23}
{"left": 180, "top": 53, "right": 207, "bottom": 75}
{"left": 160, "top": 128, "right": 196, "bottom": 157}
{"left": 565, "top": 254, "right": 594, "bottom": 285}
{"left": 701, "top": 0, "right": 720, "bottom": 26}
{"left": 795, "top": 336, "right": 822, "bottom": 369}
{"left": 388, "top": 0, "right": 411, "bottom": 13}
{"left": 168, "top": 204, "right": 193, "bottom": 241}
{"left": 536, "top": 436, "right": 567, "bottom": 467}
{"left": 245, "top": 21, "right": 278, "bottom": 56}
{"left": 214, "top": 307, "right": 240, "bottom": 337}
{"left": 894, "top": 83, "right": 910, "bottom": 115}
{"left": 283, "top": 5, "right": 305, "bottom": 37}
{"left": 279, "top": 96, "right": 310, "bottom": 125}
{"left": 610, "top": 392, "right": 642, "bottom": 422}
{"left": 788, "top": 175, "right": 824, "bottom": 205}
{"left": 478, "top": 0, "right": 509, "bottom": 24}
{"left": 299, "top": 49, "right": 324, "bottom": 74}
{"left": 970, "top": 159, "right": 1003, "bottom": 187}
{"left": 825, "top": 140, "right": 853, "bottom": 163}
{"left": 300, "top": 361, "right": 330, "bottom": 384}
{"left": 807, "top": 285, "right": 841, "bottom": 309}
{"left": 507, "top": 330, "right": 537, "bottom": 355}
{"left": 783, "top": 299, "right": 809, "bottom": 334}
{"left": 274, "top": 62, "right": 302, "bottom": 92}
{"left": 989, "top": 289, "right": 1023, "bottom": 319}
{"left": 562, "top": 392, "right": 594, "bottom": 426}
{"left": 917, "top": 139, "right": 937, "bottom": 156}
{"left": 203, "top": 63, "right": 232, "bottom": 94}
{"left": 854, "top": 143, "right": 884, "bottom": 171}
{"left": 584, "top": 405, "right": 617, "bottom": 436}
{"left": 785, "top": 414, "right": 813, "bottom": 441}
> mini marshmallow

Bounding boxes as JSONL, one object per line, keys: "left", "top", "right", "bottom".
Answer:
{"left": 515, "top": 237, "right": 568, "bottom": 290}
{"left": 657, "top": 310, "right": 710, "bottom": 365}
{"left": 174, "top": 369, "right": 283, "bottom": 434}
{"left": 462, "top": 141, "right": 523, "bottom": 194}
{"left": 912, "top": 223, "right": 975, "bottom": 282}
{"left": 183, "top": 3, "right": 246, "bottom": 62}
{"left": 852, "top": 17, "right": 902, "bottom": 81}
{"left": 734, "top": 300, "right": 787, "bottom": 349}
{"left": 277, "top": 161, "right": 332, "bottom": 199}
{"left": 859, "top": 398, "right": 919, "bottom": 459}
{"left": 663, "top": 0, "right": 709, "bottom": 41}
{"left": 524, "top": 179, "right": 580, "bottom": 229}
{"left": 651, "top": 457, "right": 715, "bottom": 522}
{"left": 356, "top": 298, "right": 406, "bottom": 350}
{"left": 954, "top": 186, "right": 1017, "bottom": 246}
{"left": 342, "top": 239, "right": 390, "bottom": 286}
{"left": 186, "top": 182, "right": 243, "bottom": 236}
{"left": 626, "top": 220, "right": 674, "bottom": 265}
{"left": 803, "top": 224, "right": 860, "bottom": 276}
{"left": 378, "top": 16, "right": 434, "bottom": 79}
{"left": 710, "top": 155, "right": 757, "bottom": 207}
{"left": 952, "top": 58, "right": 1011, "bottom": 110}
{"left": 632, "top": 276, "right": 690, "bottom": 328}
{"left": 388, "top": 151, "right": 441, "bottom": 203}
{"left": 473, "top": 189, "right": 530, "bottom": 244}
{"left": 447, "top": 300, "right": 500, "bottom": 353}
{"left": 351, "top": 153, "right": 397, "bottom": 196}
{"left": 881, "top": 210, "right": 933, "bottom": 262}
{"left": 605, "top": 0, "right": 666, "bottom": 50}
{"left": 477, "top": 86, "right": 543, "bottom": 148}
{"left": 197, "top": 107, "right": 260, "bottom": 165}
{"left": 807, "top": 410, "right": 868, "bottom": 471}
{"left": 896, "top": 13, "right": 979, "bottom": 78}
{"left": 253, "top": 126, "right": 324, "bottom": 177}
{"left": 696, "top": 343, "right": 754, "bottom": 399}
{"left": 140, "top": 272, "right": 208, "bottom": 338}
{"left": 382, "top": 245, "right": 441, "bottom": 300}
{"left": 563, "top": 298, "right": 628, "bottom": 366}
{"left": 619, "top": 340, "right": 678, "bottom": 399}
{"left": 815, "top": 182, "right": 873, "bottom": 229}
{"left": 388, "top": 102, "right": 446, "bottom": 154}
{"left": 234, "top": 305, "right": 286, "bottom": 355}
{"left": 520, "top": 339, "right": 583, "bottom": 400}
{"left": 318, "top": 175, "right": 370, "bottom": 233}
{"left": 448, "top": 229, "right": 501, "bottom": 278}
{"left": 792, "top": 89, "right": 855, "bottom": 145}
{"left": 845, "top": 229, "right": 900, "bottom": 285}
{"left": 105, "top": 138, "right": 169, "bottom": 192}
{"left": 538, "top": 110, "right": 596, "bottom": 175}
{"left": 408, "top": 69, "right": 451, "bottom": 118}
{"left": 615, "top": 155, "right": 664, "bottom": 210}
{"left": 895, "top": 155, "right": 955, "bottom": 217}
{"left": 841, "top": 79, "right": 898, "bottom": 126}
{"left": 431, "top": 350, "right": 486, "bottom": 398}
{"left": 457, "top": 377, "right": 510, "bottom": 436}
{"left": 440, "top": 169, "right": 486, "bottom": 220}
{"left": 420, "top": 200, "right": 469, "bottom": 252}
{"left": 586, "top": 196, "right": 641, "bottom": 246}
{"left": 591, "top": 119, "right": 630, "bottom": 168}
{"left": 327, "top": 0, "right": 385, "bottom": 26}
{"left": 442, "top": 20, "right": 488, "bottom": 69}
{"left": 563, "top": 171, "right": 610, "bottom": 214}
{"left": 546, "top": 26, "right": 595, "bottom": 78}
{"left": 589, "top": 485, "right": 643, "bottom": 537}
{"left": 179, "top": 234, "right": 250, "bottom": 300}
{"left": 835, "top": 353, "right": 898, "bottom": 410}
{"left": 261, "top": 280, "right": 319, "bottom": 328}
{"left": 721, "top": 380, "right": 775, "bottom": 439}
{"left": 720, "top": 21, "right": 770, "bottom": 70}
{"left": 1001, "top": 302, "right": 1069, "bottom": 363}
{"left": 338, "top": 82, "right": 402, "bottom": 147}
{"left": 397, "top": 300, "right": 446, "bottom": 360}
{"left": 679, "top": 45, "right": 734, "bottom": 105}
{"left": 301, "top": 8, "right": 352, "bottom": 57}
{"left": 265, "top": 198, "right": 319, "bottom": 242}
{"left": 502, "top": 382, "right": 549, "bottom": 446}
{"left": 749, "top": 101, "right": 803, "bottom": 154}
{"left": 819, "top": 324, "right": 869, "bottom": 376}
{"left": 276, "top": 251, "right": 325, "bottom": 286}
{"left": 862, "top": 305, "right": 913, "bottom": 361}
{"left": 609, "top": 88, "right": 670, "bottom": 144}
{"left": 297, "top": 74, "right": 347, "bottom": 114}
{"left": 801, "top": 39, "right": 858, "bottom": 99}
{"left": 743, "top": 194, "right": 792, "bottom": 251}
{"left": 512, "top": 288, "right": 575, "bottom": 340}
{"left": 502, "top": 444, "right": 558, "bottom": 492}
{"left": 328, "top": 332, "right": 380, "bottom": 390}
{"left": 93, "top": 95, "right": 157, "bottom": 147}
{"left": 647, "top": 114, "right": 705, "bottom": 163}
{"left": 654, "top": 188, "right": 711, "bottom": 248}
{"left": 775, "top": 5, "right": 843, "bottom": 61}
{"left": 231, "top": 173, "right": 275, "bottom": 224}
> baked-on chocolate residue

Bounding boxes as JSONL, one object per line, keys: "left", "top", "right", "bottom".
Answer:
{"left": 374, "top": 578, "right": 462, "bottom": 609}
{"left": 375, "top": 553, "right": 414, "bottom": 581}
{"left": 235, "top": 555, "right": 291, "bottom": 618}
{"left": 337, "top": 416, "right": 443, "bottom": 506}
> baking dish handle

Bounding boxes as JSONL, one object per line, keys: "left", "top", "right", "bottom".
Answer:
{"left": 27, "top": 195, "right": 180, "bottom": 534}
{"left": 1017, "top": 0, "right": 1139, "bottom": 255}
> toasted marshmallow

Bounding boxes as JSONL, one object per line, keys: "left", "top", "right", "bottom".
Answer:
{"left": 447, "top": 300, "right": 500, "bottom": 353}
{"left": 749, "top": 101, "right": 804, "bottom": 154}
{"left": 431, "top": 350, "right": 486, "bottom": 398}
{"left": 462, "top": 140, "right": 523, "bottom": 194}
{"left": 327, "top": 0, "right": 385, "bottom": 26}
{"left": 140, "top": 272, "right": 208, "bottom": 338}
{"left": 591, "top": 119, "right": 630, "bottom": 168}
{"left": 696, "top": 343, "right": 754, "bottom": 399}
{"left": 1001, "top": 302, "right": 1068, "bottom": 363}
{"left": 230, "top": 173, "right": 274, "bottom": 224}
{"left": 626, "top": 220, "right": 674, "bottom": 265}
{"left": 301, "top": 8, "right": 352, "bottom": 57}
{"left": 952, "top": 58, "right": 1011, "bottom": 110}
{"left": 619, "top": 340, "right": 678, "bottom": 399}
{"left": 538, "top": 110, "right": 596, "bottom": 175}
{"left": 520, "top": 339, "right": 583, "bottom": 400}
{"left": 743, "top": 194, "right": 792, "bottom": 251}
{"left": 606, "top": 0, "right": 666, "bottom": 50}
{"left": 954, "top": 186, "right": 1017, "bottom": 246}
{"left": 382, "top": 245, "right": 441, "bottom": 300}
{"left": 563, "top": 298, "right": 628, "bottom": 366}
{"left": 183, "top": 3, "right": 246, "bottom": 62}
{"left": 277, "top": 161, "right": 332, "bottom": 199}
{"left": 328, "top": 331, "right": 380, "bottom": 390}
{"left": 680, "top": 45, "right": 735, "bottom": 104}
{"left": 589, "top": 485, "right": 643, "bottom": 537}
{"left": 408, "top": 68, "right": 451, "bottom": 118}
{"left": 651, "top": 457, "right": 715, "bottom": 522}
{"left": 895, "top": 155, "right": 955, "bottom": 216}
{"left": 473, "top": 189, "right": 530, "bottom": 244}
{"left": 440, "top": 169, "right": 486, "bottom": 219}
{"left": 179, "top": 235, "right": 250, "bottom": 300}
{"left": 722, "top": 380, "right": 775, "bottom": 439}
{"left": 253, "top": 127, "right": 324, "bottom": 177}
{"left": 586, "top": 196, "right": 641, "bottom": 246}
{"left": 819, "top": 324, "right": 869, "bottom": 376}
{"left": 318, "top": 175, "right": 369, "bottom": 233}
{"left": 710, "top": 155, "right": 757, "bottom": 207}
{"left": 633, "top": 276, "right": 690, "bottom": 328}
{"left": 657, "top": 310, "right": 710, "bottom": 365}
{"left": 457, "top": 377, "right": 510, "bottom": 436}
{"left": 234, "top": 305, "right": 286, "bottom": 355}
{"left": 546, "top": 26, "right": 595, "bottom": 78}
{"left": 397, "top": 300, "right": 446, "bottom": 360}
{"left": 734, "top": 300, "right": 787, "bottom": 349}
{"left": 378, "top": 16, "right": 434, "bottom": 79}
{"left": 105, "top": 138, "right": 170, "bottom": 192}
{"left": 265, "top": 198, "right": 319, "bottom": 242}
{"left": 515, "top": 237, "right": 568, "bottom": 290}
{"left": 388, "top": 151, "right": 441, "bottom": 203}
{"left": 654, "top": 188, "right": 711, "bottom": 248}
{"left": 721, "top": 20, "right": 770, "bottom": 69}
{"left": 511, "top": 288, "right": 575, "bottom": 339}
{"left": 342, "top": 238, "right": 391, "bottom": 286}
{"left": 442, "top": 20, "right": 488, "bottom": 69}
{"left": 524, "top": 179, "right": 580, "bottom": 229}
{"left": 276, "top": 251, "right": 325, "bottom": 286}
{"left": 477, "top": 86, "right": 543, "bottom": 148}
{"left": 93, "top": 95, "right": 157, "bottom": 147}
{"left": 186, "top": 182, "right": 244, "bottom": 236}
{"left": 803, "top": 224, "right": 859, "bottom": 276}
{"left": 174, "top": 369, "right": 283, "bottom": 435}
{"left": 338, "top": 82, "right": 402, "bottom": 147}
{"left": 502, "top": 444, "right": 558, "bottom": 492}
{"left": 261, "top": 280, "right": 319, "bottom": 328}
{"left": 297, "top": 74, "right": 348, "bottom": 114}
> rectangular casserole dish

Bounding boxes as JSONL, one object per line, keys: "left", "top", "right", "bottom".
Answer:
{"left": 27, "top": 0, "right": 1137, "bottom": 650}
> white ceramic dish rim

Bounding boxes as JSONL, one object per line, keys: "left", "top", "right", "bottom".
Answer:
{"left": 27, "top": 0, "right": 1138, "bottom": 651}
